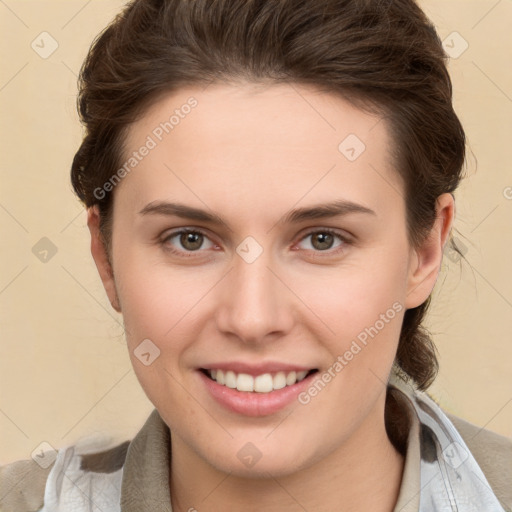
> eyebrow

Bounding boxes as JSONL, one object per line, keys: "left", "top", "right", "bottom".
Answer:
{"left": 138, "top": 199, "right": 376, "bottom": 226}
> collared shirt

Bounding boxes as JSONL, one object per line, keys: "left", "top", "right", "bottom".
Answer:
{"left": 1, "top": 376, "right": 511, "bottom": 511}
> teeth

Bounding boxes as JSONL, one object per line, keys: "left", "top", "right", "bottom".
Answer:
{"left": 272, "top": 372, "right": 287, "bottom": 390}
{"left": 206, "top": 369, "right": 312, "bottom": 393}
{"left": 237, "top": 373, "right": 254, "bottom": 392}
{"left": 254, "top": 373, "right": 273, "bottom": 392}
{"left": 286, "top": 371, "right": 297, "bottom": 385}
{"left": 225, "top": 371, "right": 237, "bottom": 389}
{"left": 296, "top": 370, "right": 308, "bottom": 381}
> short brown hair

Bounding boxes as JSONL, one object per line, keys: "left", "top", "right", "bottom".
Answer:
{"left": 71, "top": 0, "right": 466, "bottom": 390}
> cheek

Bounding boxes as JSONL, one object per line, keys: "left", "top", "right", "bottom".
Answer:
{"left": 294, "top": 251, "right": 408, "bottom": 342}
{"left": 112, "top": 241, "right": 202, "bottom": 338}
{"left": 116, "top": 260, "right": 202, "bottom": 412}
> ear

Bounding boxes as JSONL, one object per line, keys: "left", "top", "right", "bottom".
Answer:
{"left": 405, "top": 193, "right": 454, "bottom": 309}
{"left": 87, "top": 205, "right": 122, "bottom": 313}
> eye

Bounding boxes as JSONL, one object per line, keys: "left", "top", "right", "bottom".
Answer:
{"left": 296, "top": 229, "right": 349, "bottom": 253}
{"left": 159, "top": 227, "right": 351, "bottom": 258}
{"left": 160, "top": 229, "right": 216, "bottom": 255}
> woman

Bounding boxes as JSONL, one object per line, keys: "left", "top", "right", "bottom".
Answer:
{"left": 1, "top": 0, "right": 510, "bottom": 510}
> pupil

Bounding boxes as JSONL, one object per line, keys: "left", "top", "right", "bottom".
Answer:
{"left": 181, "top": 232, "right": 202, "bottom": 250}
{"left": 313, "top": 233, "right": 333, "bottom": 250}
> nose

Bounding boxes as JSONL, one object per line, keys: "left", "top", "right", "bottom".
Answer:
{"left": 214, "top": 250, "right": 294, "bottom": 345}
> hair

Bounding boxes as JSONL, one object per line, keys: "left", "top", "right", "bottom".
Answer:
{"left": 71, "top": 0, "right": 466, "bottom": 391}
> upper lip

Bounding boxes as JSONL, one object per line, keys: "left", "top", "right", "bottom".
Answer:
{"left": 199, "top": 361, "right": 317, "bottom": 376}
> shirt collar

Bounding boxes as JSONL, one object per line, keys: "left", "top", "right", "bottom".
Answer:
{"left": 120, "top": 408, "right": 173, "bottom": 511}
{"left": 120, "top": 390, "right": 423, "bottom": 512}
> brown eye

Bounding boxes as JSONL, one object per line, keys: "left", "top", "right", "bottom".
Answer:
{"left": 310, "top": 232, "right": 335, "bottom": 251}
{"left": 180, "top": 231, "right": 204, "bottom": 251}
{"left": 296, "top": 229, "right": 349, "bottom": 254}
{"left": 161, "top": 229, "right": 215, "bottom": 255}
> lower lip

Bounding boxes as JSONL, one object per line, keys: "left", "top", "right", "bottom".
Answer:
{"left": 198, "top": 370, "right": 317, "bottom": 417}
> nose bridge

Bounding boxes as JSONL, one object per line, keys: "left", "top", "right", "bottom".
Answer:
{"left": 215, "top": 248, "right": 291, "bottom": 342}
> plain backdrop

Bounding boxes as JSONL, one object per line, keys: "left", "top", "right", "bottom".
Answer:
{"left": 0, "top": 0, "right": 511, "bottom": 464}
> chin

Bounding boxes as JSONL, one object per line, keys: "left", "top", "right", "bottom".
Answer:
{"left": 198, "top": 435, "right": 320, "bottom": 479}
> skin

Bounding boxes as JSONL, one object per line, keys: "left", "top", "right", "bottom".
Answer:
{"left": 88, "top": 82, "right": 454, "bottom": 512}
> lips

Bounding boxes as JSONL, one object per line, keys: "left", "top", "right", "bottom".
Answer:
{"left": 197, "top": 363, "right": 319, "bottom": 416}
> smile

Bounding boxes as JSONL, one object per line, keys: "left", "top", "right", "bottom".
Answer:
{"left": 202, "top": 368, "right": 317, "bottom": 393}
{"left": 198, "top": 362, "right": 320, "bottom": 416}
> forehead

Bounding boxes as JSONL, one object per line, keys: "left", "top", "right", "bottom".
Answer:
{"left": 126, "top": 82, "right": 386, "bottom": 156}
{"left": 116, "top": 83, "right": 402, "bottom": 221}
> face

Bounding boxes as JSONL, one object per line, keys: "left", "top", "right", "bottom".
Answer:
{"left": 89, "top": 83, "right": 450, "bottom": 478}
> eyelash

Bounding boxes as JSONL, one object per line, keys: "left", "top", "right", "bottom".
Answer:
{"left": 159, "top": 227, "right": 352, "bottom": 259}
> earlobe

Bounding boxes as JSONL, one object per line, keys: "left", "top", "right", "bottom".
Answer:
{"left": 86, "top": 206, "right": 122, "bottom": 313}
{"left": 405, "top": 193, "right": 455, "bottom": 309}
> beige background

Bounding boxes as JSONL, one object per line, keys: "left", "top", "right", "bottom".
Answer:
{"left": 0, "top": 0, "right": 511, "bottom": 464}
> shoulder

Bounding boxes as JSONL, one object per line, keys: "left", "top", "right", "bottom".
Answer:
{"left": 0, "top": 457, "right": 52, "bottom": 512}
{"left": 0, "top": 440, "right": 129, "bottom": 512}
{"left": 448, "top": 413, "right": 512, "bottom": 511}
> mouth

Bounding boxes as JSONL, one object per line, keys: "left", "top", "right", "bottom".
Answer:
{"left": 197, "top": 362, "right": 321, "bottom": 416}
{"left": 200, "top": 368, "right": 319, "bottom": 393}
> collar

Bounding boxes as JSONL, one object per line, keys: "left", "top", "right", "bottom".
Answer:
{"left": 119, "top": 371, "right": 505, "bottom": 512}
{"left": 388, "top": 368, "right": 506, "bottom": 512}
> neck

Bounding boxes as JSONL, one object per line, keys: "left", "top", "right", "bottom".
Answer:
{"left": 169, "top": 400, "right": 405, "bottom": 512}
